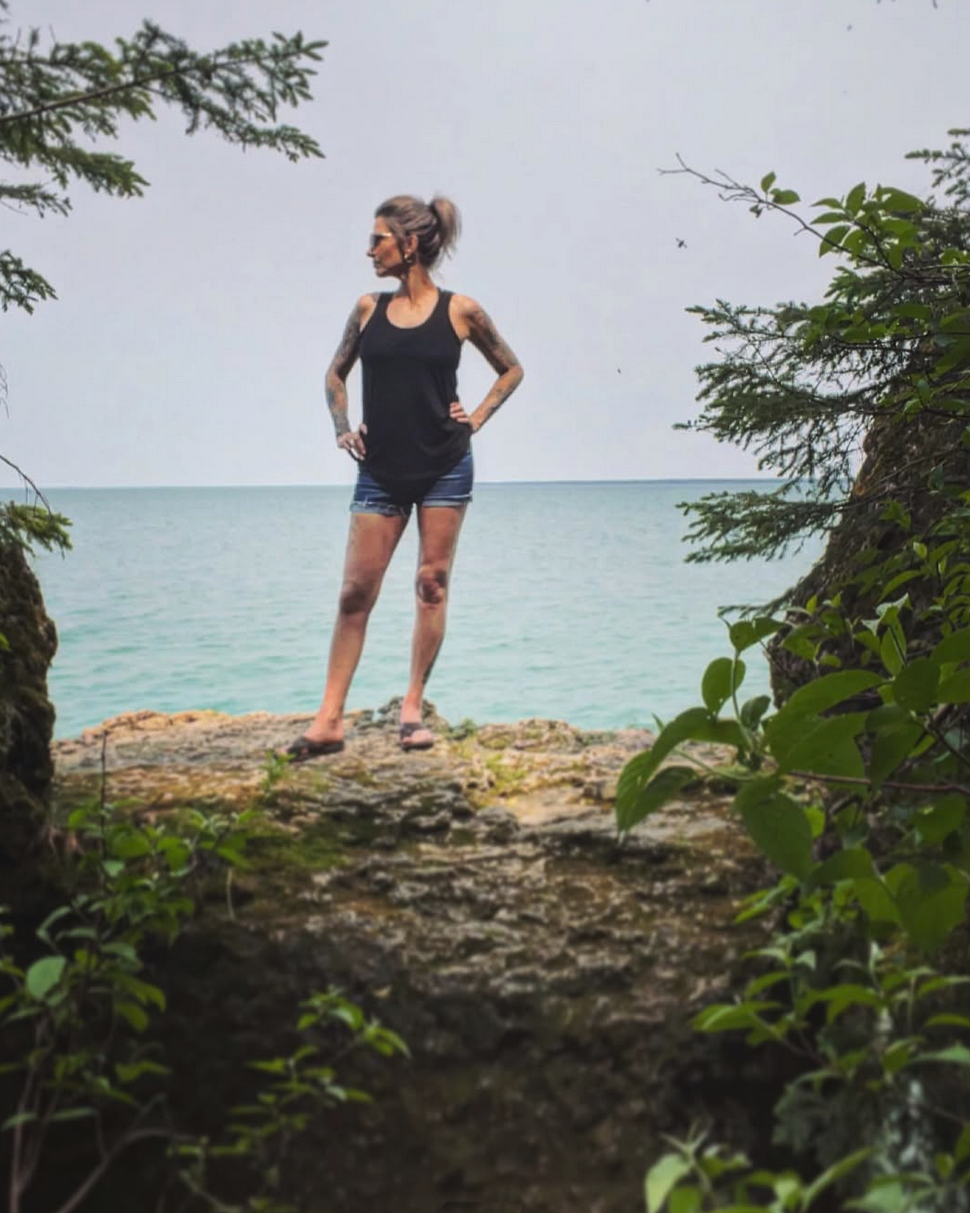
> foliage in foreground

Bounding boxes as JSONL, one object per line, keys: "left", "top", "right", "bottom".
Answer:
{"left": 0, "top": 2, "right": 325, "bottom": 550}
{"left": 0, "top": 759, "right": 406, "bottom": 1213}
{"left": 619, "top": 136, "right": 970, "bottom": 1212}
{"left": 621, "top": 589, "right": 970, "bottom": 1210}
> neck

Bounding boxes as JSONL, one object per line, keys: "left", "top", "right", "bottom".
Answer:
{"left": 395, "top": 264, "right": 435, "bottom": 301}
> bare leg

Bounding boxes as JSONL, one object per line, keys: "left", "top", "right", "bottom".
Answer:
{"left": 303, "top": 511, "right": 407, "bottom": 743}
{"left": 400, "top": 504, "right": 466, "bottom": 743}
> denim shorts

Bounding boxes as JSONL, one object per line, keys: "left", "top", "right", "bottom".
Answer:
{"left": 350, "top": 449, "right": 473, "bottom": 518}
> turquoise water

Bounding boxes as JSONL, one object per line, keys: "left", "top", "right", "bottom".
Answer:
{"left": 29, "top": 482, "right": 822, "bottom": 739}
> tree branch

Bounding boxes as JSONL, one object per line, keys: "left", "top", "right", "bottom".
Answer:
{"left": 0, "top": 46, "right": 306, "bottom": 129}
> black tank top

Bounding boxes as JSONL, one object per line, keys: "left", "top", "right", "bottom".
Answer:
{"left": 359, "top": 290, "right": 470, "bottom": 491}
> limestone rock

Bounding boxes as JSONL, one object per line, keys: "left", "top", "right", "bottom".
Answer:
{"left": 52, "top": 708, "right": 777, "bottom": 1213}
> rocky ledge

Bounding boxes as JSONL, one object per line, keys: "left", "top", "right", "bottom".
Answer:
{"left": 53, "top": 705, "right": 776, "bottom": 1213}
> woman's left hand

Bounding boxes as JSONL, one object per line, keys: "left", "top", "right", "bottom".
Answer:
{"left": 450, "top": 401, "right": 476, "bottom": 431}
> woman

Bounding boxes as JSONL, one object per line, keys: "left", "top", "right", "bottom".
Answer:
{"left": 287, "top": 194, "right": 523, "bottom": 758}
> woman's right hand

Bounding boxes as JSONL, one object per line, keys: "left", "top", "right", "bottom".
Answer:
{"left": 337, "top": 423, "right": 367, "bottom": 462}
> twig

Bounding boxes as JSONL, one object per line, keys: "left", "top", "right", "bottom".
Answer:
{"left": 660, "top": 155, "right": 882, "bottom": 266}
{"left": 51, "top": 1125, "right": 171, "bottom": 1213}
{"left": 789, "top": 770, "right": 970, "bottom": 797}
{"left": 0, "top": 453, "right": 52, "bottom": 512}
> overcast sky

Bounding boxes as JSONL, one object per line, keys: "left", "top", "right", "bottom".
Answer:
{"left": 2, "top": 0, "right": 967, "bottom": 489}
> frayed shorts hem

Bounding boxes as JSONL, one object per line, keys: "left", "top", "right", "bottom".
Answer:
{"left": 349, "top": 450, "right": 473, "bottom": 520}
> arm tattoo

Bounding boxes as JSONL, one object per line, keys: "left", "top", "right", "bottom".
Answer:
{"left": 467, "top": 306, "right": 524, "bottom": 429}
{"left": 469, "top": 307, "right": 520, "bottom": 375}
{"left": 325, "top": 305, "right": 364, "bottom": 436}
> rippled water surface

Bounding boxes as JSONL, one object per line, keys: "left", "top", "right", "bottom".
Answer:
{"left": 31, "top": 483, "right": 822, "bottom": 738}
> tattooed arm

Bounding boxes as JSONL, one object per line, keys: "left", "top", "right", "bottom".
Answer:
{"left": 449, "top": 295, "right": 524, "bottom": 432}
{"left": 326, "top": 294, "right": 377, "bottom": 459}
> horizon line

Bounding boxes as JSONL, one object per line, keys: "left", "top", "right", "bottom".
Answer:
{"left": 4, "top": 476, "right": 782, "bottom": 492}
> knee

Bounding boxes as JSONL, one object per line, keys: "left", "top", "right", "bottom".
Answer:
{"left": 338, "top": 578, "right": 375, "bottom": 617}
{"left": 415, "top": 563, "right": 448, "bottom": 606}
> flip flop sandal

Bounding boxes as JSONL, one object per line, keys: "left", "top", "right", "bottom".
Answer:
{"left": 399, "top": 722, "right": 434, "bottom": 751}
{"left": 285, "top": 735, "right": 346, "bottom": 763}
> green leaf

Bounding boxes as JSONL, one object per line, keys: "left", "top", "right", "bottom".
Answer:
{"left": 102, "top": 941, "right": 140, "bottom": 965}
{"left": 115, "top": 1060, "right": 169, "bottom": 1084}
{"left": 882, "top": 1040, "right": 917, "bottom": 1076}
{"left": 869, "top": 718, "right": 926, "bottom": 787}
{"left": 846, "top": 1180, "right": 909, "bottom": 1213}
{"left": 879, "top": 188, "right": 923, "bottom": 214}
{"left": 892, "top": 657, "right": 940, "bottom": 713}
{"left": 114, "top": 1001, "right": 149, "bottom": 1033}
{"left": 802, "top": 1148, "right": 872, "bottom": 1209}
{"left": 113, "top": 973, "right": 165, "bottom": 1010}
{"left": 880, "top": 629, "right": 905, "bottom": 677}
{"left": 740, "top": 695, "right": 771, "bottom": 728}
{"left": 924, "top": 1014, "right": 970, "bottom": 1029}
{"left": 820, "top": 224, "right": 850, "bottom": 255}
{"left": 36, "top": 904, "right": 73, "bottom": 946}
{"left": 736, "top": 780, "right": 813, "bottom": 879}
{"left": 107, "top": 829, "right": 151, "bottom": 859}
{"left": 782, "top": 625, "right": 819, "bottom": 659}
{"left": 780, "top": 670, "right": 883, "bottom": 719}
{"left": 846, "top": 182, "right": 866, "bottom": 213}
{"left": 49, "top": 1107, "right": 98, "bottom": 1123}
{"left": 668, "top": 1185, "right": 702, "bottom": 1213}
{"left": 618, "top": 765, "right": 697, "bottom": 833}
{"left": 936, "top": 336, "right": 970, "bottom": 374}
{"left": 248, "top": 1058, "right": 288, "bottom": 1074}
{"left": 693, "top": 1001, "right": 781, "bottom": 1032}
{"left": 937, "top": 668, "right": 970, "bottom": 704}
{"left": 777, "top": 715, "right": 866, "bottom": 780}
{"left": 914, "top": 796, "right": 966, "bottom": 845}
{"left": 820, "top": 983, "right": 885, "bottom": 1023}
{"left": 702, "top": 657, "right": 746, "bottom": 714}
{"left": 916, "top": 1044, "right": 970, "bottom": 1067}
{"left": 893, "top": 302, "right": 932, "bottom": 321}
{"left": 2, "top": 1110, "right": 39, "bottom": 1131}
{"left": 728, "top": 617, "right": 782, "bottom": 653}
{"left": 896, "top": 865, "right": 968, "bottom": 952}
{"left": 25, "top": 956, "right": 66, "bottom": 1002}
{"left": 772, "top": 189, "right": 800, "bottom": 206}
{"left": 850, "top": 877, "right": 899, "bottom": 924}
{"left": 645, "top": 1152, "right": 692, "bottom": 1213}
{"left": 811, "top": 848, "right": 876, "bottom": 887}
{"left": 616, "top": 709, "right": 745, "bottom": 833}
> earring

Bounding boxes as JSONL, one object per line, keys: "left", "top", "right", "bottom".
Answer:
{"left": 404, "top": 252, "right": 415, "bottom": 266}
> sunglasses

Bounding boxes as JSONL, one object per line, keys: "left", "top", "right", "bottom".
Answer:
{"left": 369, "top": 232, "right": 395, "bottom": 251}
